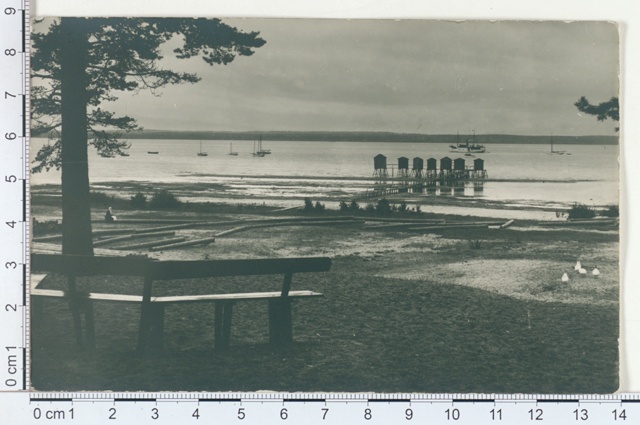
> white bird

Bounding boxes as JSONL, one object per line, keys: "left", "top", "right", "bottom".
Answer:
{"left": 561, "top": 273, "right": 569, "bottom": 283}
{"left": 574, "top": 261, "right": 582, "bottom": 271}
{"left": 579, "top": 268, "right": 587, "bottom": 276}
{"left": 592, "top": 267, "right": 600, "bottom": 277}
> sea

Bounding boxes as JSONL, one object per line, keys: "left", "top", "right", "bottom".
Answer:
{"left": 30, "top": 138, "right": 619, "bottom": 218}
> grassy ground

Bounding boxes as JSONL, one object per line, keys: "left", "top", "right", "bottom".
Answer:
{"left": 30, "top": 206, "right": 619, "bottom": 393}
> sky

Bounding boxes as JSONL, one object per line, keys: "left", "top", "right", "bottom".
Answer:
{"left": 72, "top": 19, "right": 621, "bottom": 136}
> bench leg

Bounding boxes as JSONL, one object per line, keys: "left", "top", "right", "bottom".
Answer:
{"left": 214, "top": 301, "right": 224, "bottom": 350}
{"left": 67, "top": 297, "right": 96, "bottom": 350}
{"left": 138, "top": 304, "right": 165, "bottom": 352}
{"left": 137, "top": 277, "right": 154, "bottom": 353}
{"left": 214, "top": 301, "right": 233, "bottom": 352}
{"left": 149, "top": 304, "right": 165, "bottom": 351}
{"left": 268, "top": 298, "right": 293, "bottom": 347}
{"left": 222, "top": 302, "right": 233, "bottom": 349}
{"left": 31, "top": 296, "right": 43, "bottom": 327}
{"left": 82, "top": 299, "right": 96, "bottom": 349}
{"left": 137, "top": 304, "right": 152, "bottom": 352}
{"left": 66, "top": 276, "right": 86, "bottom": 349}
{"left": 68, "top": 298, "right": 85, "bottom": 349}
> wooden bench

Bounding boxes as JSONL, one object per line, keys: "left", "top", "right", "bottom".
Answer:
{"left": 30, "top": 253, "right": 330, "bottom": 352}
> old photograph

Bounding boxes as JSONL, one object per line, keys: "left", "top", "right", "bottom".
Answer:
{"left": 29, "top": 18, "right": 619, "bottom": 392}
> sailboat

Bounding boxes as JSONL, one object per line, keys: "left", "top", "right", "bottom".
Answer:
{"left": 228, "top": 142, "right": 238, "bottom": 156}
{"left": 449, "top": 131, "right": 485, "bottom": 153}
{"left": 549, "top": 134, "right": 567, "bottom": 155}
{"left": 256, "top": 135, "right": 271, "bottom": 155}
{"left": 197, "top": 141, "right": 208, "bottom": 157}
{"left": 252, "top": 140, "right": 265, "bottom": 157}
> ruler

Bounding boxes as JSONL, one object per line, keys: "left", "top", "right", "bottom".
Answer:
{"left": 0, "top": 392, "right": 640, "bottom": 424}
{"left": 0, "top": 0, "right": 29, "bottom": 393}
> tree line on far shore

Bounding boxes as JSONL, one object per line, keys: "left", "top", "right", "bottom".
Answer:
{"left": 46, "top": 130, "right": 618, "bottom": 145}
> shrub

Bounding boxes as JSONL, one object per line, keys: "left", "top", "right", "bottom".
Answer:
{"left": 339, "top": 201, "right": 349, "bottom": 212}
{"left": 415, "top": 205, "right": 422, "bottom": 214}
{"left": 33, "top": 218, "right": 61, "bottom": 236}
{"left": 365, "top": 203, "right": 375, "bottom": 213}
{"left": 398, "top": 201, "right": 408, "bottom": 213}
{"left": 349, "top": 200, "right": 360, "bottom": 211}
{"left": 150, "top": 189, "right": 181, "bottom": 209}
{"left": 601, "top": 205, "right": 619, "bottom": 218}
{"left": 314, "top": 201, "right": 325, "bottom": 212}
{"left": 376, "top": 198, "right": 392, "bottom": 215}
{"left": 130, "top": 192, "right": 147, "bottom": 209}
{"left": 468, "top": 239, "right": 483, "bottom": 250}
{"left": 303, "top": 198, "right": 314, "bottom": 212}
{"left": 568, "top": 203, "right": 596, "bottom": 220}
{"left": 89, "top": 191, "right": 113, "bottom": 205}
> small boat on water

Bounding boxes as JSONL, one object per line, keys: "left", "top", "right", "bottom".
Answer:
{"left": 256, "top": 135, "right": 271, "bottom": 155}
{"left": 252, "top": 140, "right": 265, "bottom": 157}
{"left": 100, "top": 152, "right": 115, "bottom": 158}
{"left": 549, "top": 134, "right": 568, "bottom": 155}
{"left": 147, "top": 151, "right": 159, "bottom": 154}
{"left": 197, "top": 141, "right": 208, "bottom": 157}
{"left": 228, "top": 142, "right": 238, "bottom": 156}
{"left": 449, "top": 131, "right": 485, "bottom": 153}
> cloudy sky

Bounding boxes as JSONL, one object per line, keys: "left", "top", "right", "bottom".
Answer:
{"left": 108, "top": 19, "right": 619, "bottom": 136}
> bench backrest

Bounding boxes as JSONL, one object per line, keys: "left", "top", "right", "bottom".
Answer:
{"left": 31, "top": 254, "right": 153, "bottom": 276}
{"left": 147, "top": 257, "right": 331, "bottom": 280}
{"left": 31, "top": 254, "right": 331, "bottom": 280}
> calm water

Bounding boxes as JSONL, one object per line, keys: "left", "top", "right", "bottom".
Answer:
{"left": 30, "top": 138, "right": 619, "bottom": 208}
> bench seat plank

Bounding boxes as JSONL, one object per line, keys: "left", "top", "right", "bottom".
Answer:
{"left": 31, "top": 288, "right": 66, "bottom": 298}
{"left": 31, "top": 289, "right": 143, "bottom": 303}
{"left": 31, "top": 290, "right": 322, "bottom": 304}
{"left": 152, "top": 290, "right": 322, "bottom": 304}
{"left": 30, "top": 273, "right": 49, "bottom": 290}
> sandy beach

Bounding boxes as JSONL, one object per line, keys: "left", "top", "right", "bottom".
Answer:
{"left": 29, "top": 181, "right": 619, "bottom": 392}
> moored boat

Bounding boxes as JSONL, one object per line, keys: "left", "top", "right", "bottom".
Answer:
{"left": 252, "top": 140, "right": 265, "bottom": 157}
{"left": 449, "top": 131, "right": 485, "bottom": 153}
{"left": 256, "top": 135, "right": 271, "bottom": 155}
{"left": 228, "top": 142, "right": 238, "bottom": 156}
{"left": 197, "top": 141, "right": 208, "bottom": 157}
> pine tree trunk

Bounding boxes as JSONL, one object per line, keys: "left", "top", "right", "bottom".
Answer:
{"left": 59, "top": 18, "right": 94, "bottom": 255}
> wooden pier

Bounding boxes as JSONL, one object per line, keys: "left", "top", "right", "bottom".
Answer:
{"left": 362, "top": 155, "right": 488, "bottom": 199}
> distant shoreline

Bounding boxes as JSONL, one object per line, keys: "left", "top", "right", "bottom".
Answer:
{"left": 35, "top": 130, "right": 619, "bottom": 145}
